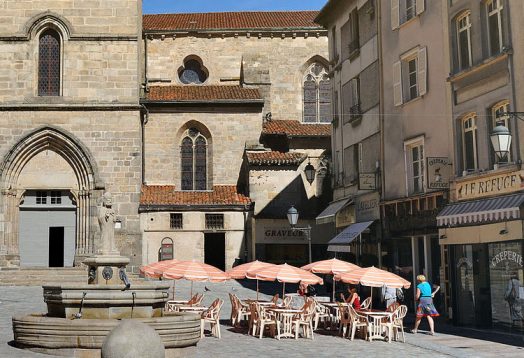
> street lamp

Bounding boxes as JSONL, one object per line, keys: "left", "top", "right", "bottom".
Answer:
{"left": 286, "top": 206, "right": 312, "bottom": 263}
{"left": 490, "top": 121, "right": 512, "bottom": 161}
{"left": 304, "top": 160, "right": 315, "bottom": 185}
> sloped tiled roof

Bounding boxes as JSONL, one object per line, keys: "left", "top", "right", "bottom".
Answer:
{"left": 143, "top": 11, "right": 322, "bottom": 31}
{"left": 262, "top": 120, "right": 331, "bottom": 137}
{"left": 144, "top": 85, "right": 262, "bottom": 102}
{"left": 246, "top": 151, "right": 306, "bottom": 166}
{"left": 140, "top": 185, "right": 251, "bottom": 208}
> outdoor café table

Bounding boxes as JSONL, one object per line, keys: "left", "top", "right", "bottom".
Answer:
{"left": 267, "top": 308, "right": 303, "bottom": 339}
{"left": 244, "top": 299, "right": 274, "bottom": 307}
{"left": 357, "top": 309, "right": 393, "bottom": 342}
{"left": 177, "top": 305, "right": 208, "bottom": 313}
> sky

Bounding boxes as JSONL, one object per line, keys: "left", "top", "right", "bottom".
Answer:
{"left": 143, "top": 0, "right": 329, "bottom": 14}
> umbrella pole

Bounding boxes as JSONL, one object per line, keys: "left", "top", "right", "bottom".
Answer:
{"left": 190, "top": 281, "right": 193, "bottom": 298}
{"left": 282, "top": 282, "right": 285, "bottom": 298}
{"left": 332, "top": 278, "right": 336, "bottom": 302}
{"left": 256, "top": 279, "right": 259, "bottom": 301}
{"left": 370, "top": 288, "right": 373, "bottom": 309}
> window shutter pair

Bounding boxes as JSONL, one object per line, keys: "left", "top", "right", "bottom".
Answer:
{"left": 391, "top": 0, "right": 425, "bottom": 30}
{"left": 393, "top": 46, "right": 427, "bottom": 106}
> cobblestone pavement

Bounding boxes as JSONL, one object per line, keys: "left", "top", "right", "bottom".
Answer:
{"left": 1, "top": 280, "right": 523, "bottom": 358}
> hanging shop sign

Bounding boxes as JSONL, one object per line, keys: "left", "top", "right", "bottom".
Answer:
{"left": 427, "top": 157, "right": 450, "bottom": 189}
{"left": 358, "top": 173, "right": 376, "bottom": 190}
{"left": 456, "top": 169, "right": 524, "bottom": 201}
{"left": 355, "top": 192, "right": 380, "bottom": 222}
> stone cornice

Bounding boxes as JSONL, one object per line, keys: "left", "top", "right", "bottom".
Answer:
{"left": 0, "top": 104, "right": 141, "bottom": 111}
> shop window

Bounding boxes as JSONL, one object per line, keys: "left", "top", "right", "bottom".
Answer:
{"left": 205, "top": 214, "right": 224, "bottom": 230}
{"left": 169, "top": 213, "right": 183, "bottom": 229}
{"left": 38, "top": 29, "right": 61, "bottom": 96}
{"left": 303, "top": 63, "right": 332, "bottom": 123}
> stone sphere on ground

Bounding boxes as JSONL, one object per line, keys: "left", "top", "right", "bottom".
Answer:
{"left": 101, "top": 320, "right": 165, "bottom": 358}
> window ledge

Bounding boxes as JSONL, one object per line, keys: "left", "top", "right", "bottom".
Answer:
{"left": 395, "top": 16, "right": 419, "bottom": 31}
{"left": 400, "top": 95, "right": 423, "bottom": 107}
{"left": 448, "top": 52, "right": 509, "bottom": 83}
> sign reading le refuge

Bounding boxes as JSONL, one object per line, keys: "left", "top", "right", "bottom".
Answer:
{"left": 456, "top": 169, "right": 524, "bottom": 200}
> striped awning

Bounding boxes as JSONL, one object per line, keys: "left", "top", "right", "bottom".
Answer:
{"left": 316, "top": 197, "right": 352, "bottom": 224}
{"left": 436, "top": 192, "right": 524, "bottom": 227}
{"left": 328, "top": 221, "right": 374, "bottom": 245}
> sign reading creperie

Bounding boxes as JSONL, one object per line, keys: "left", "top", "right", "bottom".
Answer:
{"left": 456, "top": 169, "right": 524, "bottom": 200}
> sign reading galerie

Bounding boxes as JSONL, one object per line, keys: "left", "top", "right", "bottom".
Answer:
{"left": 427, "top": 157, "right": 450, "bottom": 189}
{"left": 456, "top": 169, "right": 524, "bottom": 200}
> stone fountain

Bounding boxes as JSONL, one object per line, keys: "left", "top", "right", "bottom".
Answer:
{"left": 12, "top": 192, "right": 201, "bottom": 357}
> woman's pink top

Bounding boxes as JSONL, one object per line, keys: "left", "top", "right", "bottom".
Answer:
{"left": 352, "top": 295, "right": 361, "bottom": 310}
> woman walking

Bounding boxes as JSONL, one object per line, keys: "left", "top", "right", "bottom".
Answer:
{"left": 412, "top": 275, "right": 440, "bottom": 335}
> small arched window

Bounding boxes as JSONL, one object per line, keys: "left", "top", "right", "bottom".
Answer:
{"left": 179, "top": 57, "right": 208, "bottom": 84}
{"left": 38, "top": 29, "right": 61, "bottom": 96}
{"left": 303, "top": 63, "right": 331, "bottom": 123}
{"left": 181, "top": 128, "right": 208, "bottom": 190}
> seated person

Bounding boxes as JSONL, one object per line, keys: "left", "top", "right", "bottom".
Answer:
{"left": 340, "top": 287, "right": 361, "bottom": 310}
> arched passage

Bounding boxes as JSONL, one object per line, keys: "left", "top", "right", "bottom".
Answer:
{"left": 0, "top": 126, "right": 103, "bottom": 266}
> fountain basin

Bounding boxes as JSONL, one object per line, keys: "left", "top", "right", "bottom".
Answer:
{"left": 43, "top": 283, "right": 171, "bottom": 319}
{"left": 13, "top": 312, "right": 201, "bottom": 353}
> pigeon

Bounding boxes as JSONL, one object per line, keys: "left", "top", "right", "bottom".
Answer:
{"left": 204, "top": 286, "right": 211, "bottom": 291}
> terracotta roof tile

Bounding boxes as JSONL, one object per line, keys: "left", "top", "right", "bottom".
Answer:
{"left": 140, "top": 185, "right": 251, "bottom": 207}
{"left": 143, "top": 11, "right": 322, "bottom": 31}
{"left": 246, "top": 151, "right": 306, "bottom": 166}
{"left": 262, "top": 120, "right": 331, "bottom": 137}
{"left": 145, "top": 85, "right": 262, "bottom": 102}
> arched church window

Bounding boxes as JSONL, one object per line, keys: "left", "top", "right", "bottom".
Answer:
{"left": 38, "top": 29, "right": 61, "bottom": 96}
{"left": 303, "top": 63, "right": 331, "bottom": 123}
{"left": 181, "top": 128, "right": 208, "bottom": 190}
{"left": 179, "top": 57, "right": 208, "bottom": 84}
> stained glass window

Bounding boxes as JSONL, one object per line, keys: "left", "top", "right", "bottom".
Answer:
{"left": 303, "top": 63, "right": 331, "bottom": 123}
{"left": 179, "top": 59, "right": 208, "bottom": 84}
{"left": 180, "top": 129, "right": 208, "bottom": 190}
{"left": 38, "top": 29, "right": 60, "bottom": 96}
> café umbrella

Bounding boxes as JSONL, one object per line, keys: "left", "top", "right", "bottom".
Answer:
{"left": 139, "top": 259, "right": 180, "bottom": 298}
{"left": 301, "top": 258, "right": 360, "bottom": 302}
{"left": 163, "top": 260, "right": 230, "bottom": 297}
{"left": 246, "top": 263, "right": 323, "bottom": 298}
{"left": 227, "top": 260, "right": 276, "bottom": 300}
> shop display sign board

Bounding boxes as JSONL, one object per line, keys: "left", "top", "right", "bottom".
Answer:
{"left": 358, "top": 173, "right": 376, "bottom": 190}
{"left": 355, "top": 192, "right": 380, "bottom": 222}
{"left": 427, "top": 157, "right": 450, "bottom": 189}
{"left": 456, "top": 169, "right": 524, "bottom": 201}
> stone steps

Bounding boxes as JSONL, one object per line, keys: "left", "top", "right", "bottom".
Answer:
{"left": 0, "top": 267, "right": 141, "bottom": 286}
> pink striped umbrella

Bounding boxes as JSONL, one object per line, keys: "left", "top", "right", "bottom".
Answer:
{"left": 334, "top": 266, "right": 411, "bottom": 308}
{"left": 227, "top": 260, "right": 275, "bottom": 299}
{"left": 139, "top": 259, "right": 179, "bottom": 279}
{"left": 247, "top": 263, "right": 323, "bottom": 297}
{"left": 301, "top": 258, "right": 360, "bottom": 302}
{"left": 163, "top": 260, "right": 230, "bottom": 296}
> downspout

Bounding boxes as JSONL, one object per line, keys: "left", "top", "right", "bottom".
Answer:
{"left": 140, "top": 104, "right": 149, "bottom": 185}
{"left": 377, "top": 0, "right": 385, "bottom": 269}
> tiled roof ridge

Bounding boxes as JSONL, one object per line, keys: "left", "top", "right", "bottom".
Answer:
{"left": 145, "top": 85, "right": 262, "bottom": 102}
{"left": 246, "top": 150, "right": 306, "bottom": 166}
{"left": 145, "top": 10, "right": 320, "bottom": 16}
{"left": 262, "top": 119, "right": 331, "bottom": 137}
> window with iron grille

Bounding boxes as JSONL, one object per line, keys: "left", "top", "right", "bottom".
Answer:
{"left": 36, "top": 191, "right": 47, "bottom": 204}
{"left": 38, "top": 29, "right": 61, "bottom": 96}
{"left": 205, "top": 214, "right": 224, "bottom": 230}
{"left": 170, "top": 213, "right": 183, "bottom": 229}
{"left": 50, "top": 191, "right": 62, "bottom": 204}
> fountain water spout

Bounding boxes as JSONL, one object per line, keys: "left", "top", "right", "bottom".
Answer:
{"left": 72, "top": 292, "right": 87, "bottom": 319}
{"left": 119, "top": 267, "right": 131, "bottom": 290}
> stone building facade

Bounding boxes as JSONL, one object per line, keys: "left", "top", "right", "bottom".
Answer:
{"left": 0, "top": 0, "right": 143, "bottom": 268}
{"left": 0, "top": 3, "right": 330, "bottom": 271}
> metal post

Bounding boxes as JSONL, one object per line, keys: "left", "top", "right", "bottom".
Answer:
{"left": 307, "top": 225, "right": 312, "bottom": 264}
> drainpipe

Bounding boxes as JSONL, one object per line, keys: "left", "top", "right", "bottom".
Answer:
{"left": 140, "top": 105, "right": 149, "bottom": 185}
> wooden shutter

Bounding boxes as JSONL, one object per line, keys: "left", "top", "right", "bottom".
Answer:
{"left": 417, "top": 47, "right": 427, "bottom": 96}
{"left": 393, "top": 61, "right": 403, "bottom": 106}
{"left": 416, "top": 0, "right": 425, "bottom": 16}
{"left": 391, "top": 0, "right": 400, "bottom": 30}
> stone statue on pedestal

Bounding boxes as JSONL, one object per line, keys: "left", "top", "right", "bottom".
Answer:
{"left": 98, "top": 192, "right": 117, "bottom": 255}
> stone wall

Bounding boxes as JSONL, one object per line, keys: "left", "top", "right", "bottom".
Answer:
{"left": 144, "top": 109, "right": 262, "bottom": 186}
{"left": 145, "top": 34, "right": 328, "bottom": 121}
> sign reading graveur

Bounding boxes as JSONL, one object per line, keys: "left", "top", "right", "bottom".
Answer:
{"left": 456, "top": 169, "right": 524, "bottom": 201}
{"left": 427, "top": 157, "right": 450, "bottom": 189}
{"left": 355, "top": 192, "right": 380, "bottom": 222}
{"left": 264, "top": 228, "right": 305, "bottom": 240}
{"left": 358, "top": 173, "right": 376, "bottom": 190}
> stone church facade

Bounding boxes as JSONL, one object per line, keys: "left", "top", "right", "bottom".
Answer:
{"left": 0, "top": 1, "right": 330, "bottom": 270}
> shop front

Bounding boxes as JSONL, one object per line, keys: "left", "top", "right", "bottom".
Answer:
{"left": 438, "top": 171, "right": 524, "bottom": 333}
